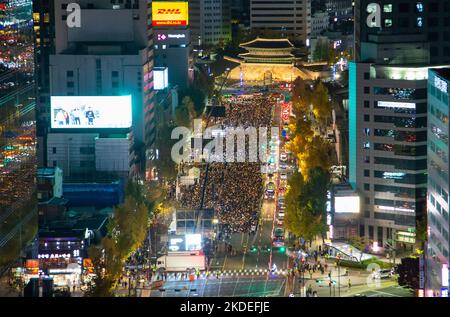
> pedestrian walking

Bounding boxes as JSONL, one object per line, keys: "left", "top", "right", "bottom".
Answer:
{"left": 348, "top": 279, "right": 352, "bottom": 289}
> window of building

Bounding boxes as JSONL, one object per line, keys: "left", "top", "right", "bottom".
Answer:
{"left": 415, "top": 2, "right": 424, "bottom": 12}
{"left": 369, "top": 226, "right": 374, "bottom": 240}
{"left": 364, "top": 170, "right": 370, "bottom": 177}
{"left": 384, "top": 19, "right": 393, "bottom": 27}
{"left": 360, "top": 225, "right": 365, "bottom": 237}
{"left": 365, "top": 197, "right": 371, "bottom": 204}
{"left": 365, "top": 210, "right": 371, "bottom": 218}
{"left": 364, "top": 156, "right": 370, "bottom": 163}
{"left": 364, "top": 72, "right": 370, "bottom": 80}
{"left": 67, "top": 70, "right": 74, "bottom": 77}
{"left": 52, "top": 147, "right": 56, "bottom": 154}
{"left": 364, "top": 183, "right": 370, "bottom": 191}
{"left": 383, "top": 4, "right": 393, "bottom": 12}
{"left": 364, "top": 100, "right": 370, "bottom": 108}
{"left": 364, "top": 115, "right": 370, "bottom": 122}
{"left": 364, "top": 87, "right": 370, "bottom": 94}
{"left": 363, "top": 142, "right": 370, "bottom": 149}
{"left": 377, "top": 227, "right": 383, "bottom": 245}
{"left": 53, "top": 160, "right": 57, "bottom": 167}
{"left": 364, "top": 128, "right": 370, "bottom": 136}
{"left": 67, "top": 81, "right": 74, "bottom": 88}
{"left": 416, "top": 17, "right": 423, "bottom": 27}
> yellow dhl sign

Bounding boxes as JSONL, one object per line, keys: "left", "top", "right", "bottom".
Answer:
{"left": 152, "top": 2, "right": 188, "bottom": 26}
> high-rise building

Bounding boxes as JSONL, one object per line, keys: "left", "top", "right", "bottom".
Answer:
{"left": 41, "top": 0, "right": 155, "bottom": 180}
{"left": 426, "top": 68, "right": 450, "bottom": 296}
{"left": 189, "top": 0, "right": 232, "bottom": 47}
{"left": 152, "top": 1, "right": 193, "bottom": 90}
{"left": 349, "top": 0, "right": 450, "bottom": 254}
{"left": 325, "top": 0, "right": 353, "bottom": 20}
{"left": 0, "top": 0, "right": 37, "bottom": 271}
{"left": 354, "top": 1, "right": 450, "bottom": 63}
{"left": 231, "top": 0, "right": 250, "bottom": 27}
{"left": 33, "top": 0, "right": 55, "bottom": 168}
{"left": 250, "top": 0, "right": 311, "bottom": 46}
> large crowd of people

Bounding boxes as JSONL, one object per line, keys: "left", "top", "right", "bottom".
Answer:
{"left": 178, "top": 94, "right": 274, "bottom": 233}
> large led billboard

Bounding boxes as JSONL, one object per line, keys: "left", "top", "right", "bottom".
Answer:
{"left": 334, "top": 196, "right": 360, "bottom": 213}
{"left": 152, "top": 1, "right": 189, "bottom": 26}
{"left": 51, "top": 95, "right": 132, "bottom": 129}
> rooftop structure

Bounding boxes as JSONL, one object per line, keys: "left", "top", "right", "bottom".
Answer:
{"left": 238, "top": 38, "right": 295, "bottom": 65}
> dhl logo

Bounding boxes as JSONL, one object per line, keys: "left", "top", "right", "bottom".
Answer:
{"left": 157, "top": 8, "right": 181, "bottom": 14}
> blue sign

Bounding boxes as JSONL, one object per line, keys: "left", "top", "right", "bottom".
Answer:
{"left": 441, "top": 288, "right": 449, "bottom": 297}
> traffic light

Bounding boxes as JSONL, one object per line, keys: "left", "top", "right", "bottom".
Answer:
{"left": 279, "top": 246, "right": 286, "bottom": 253}
{"left": 251, "top": 245, "right": 257, "bottom": 253}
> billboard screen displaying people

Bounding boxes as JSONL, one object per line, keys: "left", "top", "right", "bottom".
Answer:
{"left": 50, "top": 95, "right": 132, "bottom": 129}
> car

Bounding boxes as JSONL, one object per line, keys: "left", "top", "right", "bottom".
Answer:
{"left": 280, "top": 153, "right": 288, "bottom": 162}
{"left": 273, "top": 227, "right": 284, "bottom": 238}
{"left": 276, "top": 218, "right": 284, "bottom": 225}
{"left": 265, "top": 182, "right": 276, "bottom": 199}
{"left": 278, "top": 211, "right": 285, "bottom": 219}
{"left": 280, "top": 172, "right": 287, "bottom": 180}
{"left": 279, "top": 163, "right": 288, "bottom": 170}
{"left": 278, "top": 187, "right": 286, "bottom": 195}
{"left": 278, "top": 197, "right": 285, "bottom": 205}
{"left": 374, "top": 268, "right": 395, "bottom": 279}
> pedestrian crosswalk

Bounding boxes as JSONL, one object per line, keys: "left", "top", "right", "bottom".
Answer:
{"left": 155, "top": 268, "right": 291, "bottom": 280}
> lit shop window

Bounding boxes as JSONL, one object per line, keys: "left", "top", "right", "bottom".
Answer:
{"left": 416, "top": 2, "right": 424, "bottom": 13}
{"left": 383, "top": 4, "right": 392, "bottom": 12}
{"left": 384, "top": 19, "right": 393, "bottom": 27}
{"left": 416, "top": 17, "right": 423, "bottom": 27}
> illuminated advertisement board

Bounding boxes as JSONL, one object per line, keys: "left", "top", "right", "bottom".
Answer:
{"left": 152, "top": 1, "right": 189, "bottom": 26}
{"left": 334, "top": 196, "right": 360, "bottom": 213}
{"left": 51, "top": 95, "right": 132, "bottom": 129}
{"left": 185, "top": 234, "right": 202, "bottom": 251}
{"left": 154, "top": 67, "right": 169, "bottom": 90}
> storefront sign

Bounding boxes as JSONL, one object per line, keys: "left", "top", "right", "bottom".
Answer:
{"left": 38, "top": 253, "right": 71, "bottom": 259}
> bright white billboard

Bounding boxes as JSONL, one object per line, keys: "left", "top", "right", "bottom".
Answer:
{"left": 51, "top": 95, "right": 132, "bottom": 129}
{"left": 334, "top": 196, "right": 360, "bottom": 213}
{"left": 154, "top": 67, "right": 169, "bottom": 90}
{"left": 185, "top": 234, "right": 202, "bottom": 251}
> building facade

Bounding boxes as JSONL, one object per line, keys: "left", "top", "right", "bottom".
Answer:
{"left": 46, "top": 0, "right": 155, "bottom": 178}
{"left": 189, "top": 0, "right": 232, "bottom": 47}
{"left": 311, "top": 10, "right": 329, "bottom": 37}
{"left": 350, "top": 0, "right": 450, "bottom": 255}
{"left": 153, "top": 28, "right": 193, "bottom": 90}
{"left": 426, "top": 68, "right": 450, "bottom": 296}
{"left": 325, "top": 0, "right": 353, "bottom": 20}
{"left": 250, "top": 0, "right": 311, "bottom": 46}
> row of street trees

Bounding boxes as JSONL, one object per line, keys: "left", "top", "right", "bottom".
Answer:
{"left": 284, "top": 77, "right": 333, "bottom": 245}
{"left": 84, "top": 182, "right": 157, "bottom": 297}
